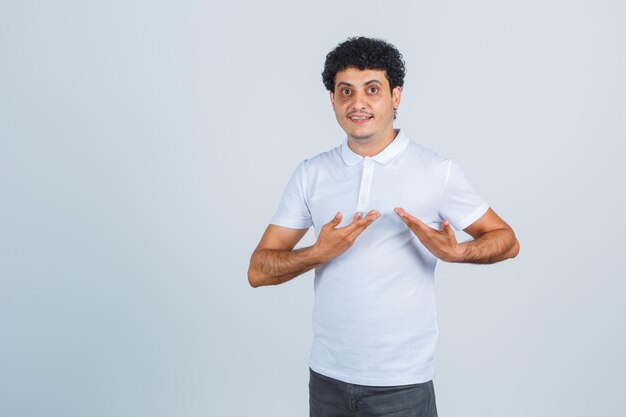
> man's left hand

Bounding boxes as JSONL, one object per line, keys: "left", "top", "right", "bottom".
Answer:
{"left": 394, "top": 207, "right": 463, "bottom": 263}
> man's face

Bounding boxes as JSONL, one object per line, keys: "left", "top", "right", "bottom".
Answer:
{"left": 330, "top": 67, "right": 401, "bottom": 143}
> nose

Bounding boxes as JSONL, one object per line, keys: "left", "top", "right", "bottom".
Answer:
{"left": 349, "top": 89, "right": 368, "bottom": 111}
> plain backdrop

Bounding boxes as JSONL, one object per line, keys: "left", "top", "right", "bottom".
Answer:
{"left": 1, "top": 1, "right": 625, "bottom": 416}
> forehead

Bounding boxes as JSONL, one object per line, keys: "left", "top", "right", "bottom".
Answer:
{"left": 334, "top": 67, "right": 389, "bottom": 87}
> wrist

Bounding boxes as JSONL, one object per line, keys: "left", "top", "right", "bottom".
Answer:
{"left": 451, "top": 243, "right": 467, "bottom": 263}
{"left": 308, "top": 243, "right": 327, "bottom": 265}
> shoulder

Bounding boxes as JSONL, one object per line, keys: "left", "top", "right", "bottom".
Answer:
{"left": 403, "top": 139, "right": 452, "bottom": 173}
{"left": 298, "top": 144, "right": 342, "bottom": 172}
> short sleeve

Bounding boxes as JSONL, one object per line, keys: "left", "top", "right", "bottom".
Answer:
{"left": 438, "top": 159, "right": 489, "bottom": 231}
{"left": 269, "top": 160, "right": 313, "bottom": 229}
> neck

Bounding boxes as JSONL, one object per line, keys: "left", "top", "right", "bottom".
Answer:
{"left": 347, "top": 127, "right": 398, "bottom": 157}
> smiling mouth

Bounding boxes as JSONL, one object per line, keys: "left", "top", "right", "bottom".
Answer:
{"left": 349, "top": 115, "right": 373, "bottom": 124}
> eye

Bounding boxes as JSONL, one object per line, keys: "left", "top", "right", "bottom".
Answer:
{"left": 368, "top": 86, "right": 378, "bottom": 93}
{"left": 341, "top": 88, "right": 351, "bottom": 95}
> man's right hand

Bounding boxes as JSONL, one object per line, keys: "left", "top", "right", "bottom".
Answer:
{"left": 312, "top": 210, "right": 381, "bottom": 263}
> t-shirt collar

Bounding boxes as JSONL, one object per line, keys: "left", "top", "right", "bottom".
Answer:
{"left": 341, "top": 128, "right": 409, "bottom": 166}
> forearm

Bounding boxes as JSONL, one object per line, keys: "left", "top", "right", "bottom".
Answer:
{"left": 454, "top": 229, "right": 519, "bottom": 264}
{"left": 248, "top": 245, "right": 323, "bottom": 287}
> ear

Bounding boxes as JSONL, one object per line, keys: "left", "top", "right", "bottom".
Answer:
{"left": 329, "top": 90, "right": 335, "bottom": 107}
{"left": 392, "top": 86, "right": 402, "bottom": 110}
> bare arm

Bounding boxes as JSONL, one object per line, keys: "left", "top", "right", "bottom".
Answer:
{"left": 455, "top": 227, "right": 519, "bottom": 264}
{"left": 248, "top": 210, "right": 381, "bottom": 288}
{"left": 456, "top": 208, "right": 520, "bottom": 264}
{"left": 248, "top": 245, "right": 323, "bottom": 287}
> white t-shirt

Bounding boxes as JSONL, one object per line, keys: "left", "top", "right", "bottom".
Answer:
{"left": 270, "top": 128, "right": 489, "bottom": 386}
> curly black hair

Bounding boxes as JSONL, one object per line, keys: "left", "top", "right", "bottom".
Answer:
{"left": 322, "top": 36, "right": 406, "bottom": 93}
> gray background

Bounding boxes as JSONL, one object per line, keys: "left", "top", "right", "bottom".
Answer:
{"left": 1, "top": 0, "right": 624, "bottom": 416}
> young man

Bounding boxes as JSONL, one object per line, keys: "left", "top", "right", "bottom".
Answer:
{"left": 248, "top": 37, "right": 519, "bottom": 417}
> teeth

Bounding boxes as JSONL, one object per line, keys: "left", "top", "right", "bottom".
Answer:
{"left": 351, "top": 116, "right": 369, "bottom": 120}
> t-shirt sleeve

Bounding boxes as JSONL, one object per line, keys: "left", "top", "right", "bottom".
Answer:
{"left": 269, "top": 160, "right": 313, "bottom": 229}
{"left": 438, "top": 159, "right": 489, "bottom": 231}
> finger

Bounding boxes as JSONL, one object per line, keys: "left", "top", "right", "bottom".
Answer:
{"left": 326, "top": 211, "right": 343, "bottom": 229}
{"left": 346, "top": 211, "right": 380, "bottom": 240}
{"left": 337, "top": 212, "right": 362, "bottom": 233}
{"left": 395, "top": 207, "right": 427, "bottom": 231}
{"left": 352, "top": 209, "right": 375, "bottom": 223}
{"left": 339, "top": 210, "right": 376, "bottom": 231}
{"left": 349, "top": 210, "right": 379, "bottom": 230}
{"left": 442, "top": 219, "right": 456, "bottom": 239}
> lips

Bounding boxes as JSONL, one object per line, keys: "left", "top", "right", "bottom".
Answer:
{"left": 349, "top": 114, "right": 373, "bottom": 124}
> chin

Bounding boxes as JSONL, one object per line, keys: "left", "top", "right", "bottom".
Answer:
{"left": 349, "top": 131, "right": 375, "bottom": 141}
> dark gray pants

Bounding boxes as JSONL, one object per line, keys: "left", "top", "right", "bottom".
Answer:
{"left": 309, "top": 368, "right": 438, "bottom": 417}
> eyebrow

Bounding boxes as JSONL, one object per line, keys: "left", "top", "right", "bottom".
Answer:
{"left": 337, "top": 80, "right": 383, "bottom": 88}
